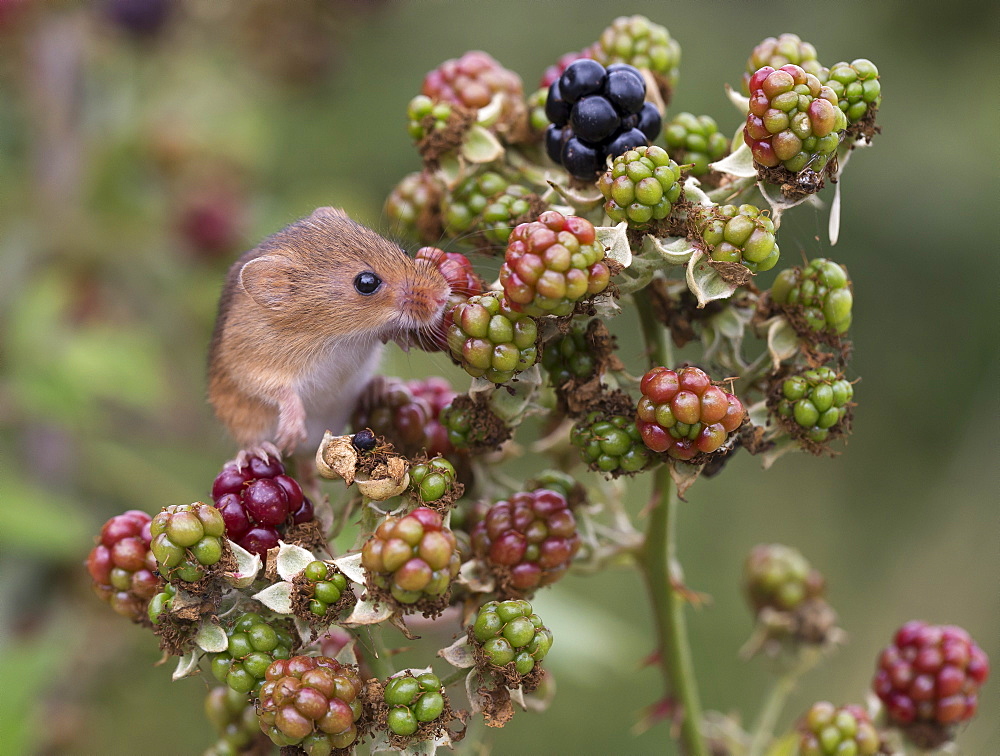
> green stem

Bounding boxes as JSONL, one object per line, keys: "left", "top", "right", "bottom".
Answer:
{"left": 746, "top": 652, "right": 820, "bottom": 756}
{"left": 440, "top": 667, "right": 469, "bottom": 688}
{"left": 360, "top": 626, "right": 394, "bottom": 680}
{"left": 633, "top": 291, "right": 708, "bottom": 756}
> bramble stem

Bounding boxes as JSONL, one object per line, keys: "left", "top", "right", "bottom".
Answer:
{"left": 634, "top": 291, "right": 708, "bottom": 756}
{"left": 747, "top": 651, "right": 821, "bottom": 756}
{"left": 359, "top": 626, "right": 394, "bottom": 680}
{"left": 440, "top": 667, "right": 469, "bottom": 688}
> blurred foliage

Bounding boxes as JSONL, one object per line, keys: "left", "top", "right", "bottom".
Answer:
{"left": 0, "top": 0, "right": 997, "bottom": 754}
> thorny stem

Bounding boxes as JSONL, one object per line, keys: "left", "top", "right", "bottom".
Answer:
{"left": 633, "top": 291, "right": 708, "bottom": 756}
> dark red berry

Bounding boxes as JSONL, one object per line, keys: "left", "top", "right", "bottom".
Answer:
{"left": 240, "top": 526, "right": 281, "bottom": 557}
{"left": 241, "top": 479, "right": 290, "bottom": 526}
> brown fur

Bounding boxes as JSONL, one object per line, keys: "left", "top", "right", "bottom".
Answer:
{"left": 207, "top": 207, "right": 449, "bottom": 451}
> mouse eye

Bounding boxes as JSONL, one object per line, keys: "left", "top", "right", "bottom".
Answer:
{"left": 354, "top": 271, "right": 382, "bottom": 295}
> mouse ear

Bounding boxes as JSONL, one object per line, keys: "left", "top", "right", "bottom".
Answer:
{"left": 309, "top": 207, "right": 349, "bottom": 221}
{"left": 239, "top": 255, "right": 295, "bottom": 310}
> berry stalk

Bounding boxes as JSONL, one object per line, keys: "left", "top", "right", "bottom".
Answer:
{"left": 746, "top": 651, "right": 822, "bottom": 756}
{"left": 634, "top": 291, "right": 708, "bottom": 756}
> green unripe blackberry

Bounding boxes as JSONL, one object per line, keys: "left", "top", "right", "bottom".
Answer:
{"left": 775, "top": 367, "right": 853, "bottom": 444}
{"left": 302, "top": 561, "right": 350, "bottom": 617}
{"left": 592, "top": 15, "right": 682, "bottom": 92}
{"left": 149, "top": 502, "right": 227, "bottom": 583}
{"left": 527, "top": 87, "right": 550, "bottom": 133}
{"left": 771, "top": 258, "right": 853, "bottom": 334}
{"left": 147, "top": 583, "right": 176, "bottom": 625}
{"left": 663, "top": 112, "right": 729, "bottom": 176}
{"left": 406, "top": 94, "right": 456, "bottom": 142}
{"left": 204, "top": 685, "right": 264, "bottom": 756}
{"left": 480, "top": 184, "right": 539, "bottom": 247}
{"left": 825, "top": 59, "right": 881, "bottom": 125}
{"left": 799, "top": 702, "right": 880, "bottom": 756}
{"left": 742, "top": 33, "right": 825, "bottom": 95}
{"left": 447, "top": 291, "right": 538, "bottom": 384}
{"left": 383, "top": 672, "right": 447, "bottom": 736}
{"left": 384, "top": 171, "right": 442, "bottom": 245}
{"left": 408, "top": 456, "right": 458, "bottom": 504}
{"left": 598, "top": 146, "right": 683, "bottom": 227}
{"left": 696, "top": 204, "right": 780, "bottom": 273}
{"left": 541, "top": 330, "right": 596, "bottom": 387}
{"left": 472, "top": 599, "right": 553, "bottom": 674}
{"left": 744, "top": 543, "right": 826, "bottom": 614}
{"left": 442, "top": 171, "right": 509, "bottom": 240}
{"left": 209, "top": 612, "right": 296, "bottom": 696}
{"left": 571, "top": 411, "right": 651, "bottom": 474}
{"left": 745, "top": 64, "right": 848, "bottom": 177}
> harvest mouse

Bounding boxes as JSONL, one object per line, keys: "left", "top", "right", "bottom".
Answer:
{"left": 207, "top": 206, "right": 450, "bottom": 461}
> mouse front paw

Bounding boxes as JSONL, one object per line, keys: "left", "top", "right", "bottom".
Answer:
{"left": 234, "top": 442, "right": 283, "bottom": 470}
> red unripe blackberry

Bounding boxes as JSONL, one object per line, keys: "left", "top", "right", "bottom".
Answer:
{"left": 500, "top": 210, "right": 610, "bottom": 317}
{"left": 636, "top": 366, "right": 744, "bottom": 460}
{"left": 874, "top": 621, "right": 989, "bottom": 730}
{"left": 422, "top": 50, "right": 523, "bottom": 117}
{"left": 258, "top": 655, "right": 364, "bottom": 753}
{"left": 447, "top": 291, "right": 538, "bottom": 384}
{"left": 384, "top": 171, "right": 443, "bottom": 245}
{"left": 472, "top": 489, "right": 581, "bottom": 591}
{"left": 87, "top": 510, "right": 159, "bottom": 621}
{"left": 361, "top": 507, "right": 461, "bottom": 606}
{"left": 352, "top": 376, "right": 458, "bottom": 457}
{"left": 210, "top": 458, "right": 314, "bottom": 556}
{"left": 414, "top": 247, "right": 483, "bottom": 353}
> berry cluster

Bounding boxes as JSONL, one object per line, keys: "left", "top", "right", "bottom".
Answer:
{"left": 408, "top": 456, "right": 459, "bottom": 505}
{"left": 211, "top": 456, "right": 314, "bottom": 557}
{"left": 383, "top": 673, "right": 447, "bottom": 737}
{"left": 472, "top": 489, "right": 580, "bottom": 591}
{"left": 696, "top": 203, "right": 780, "bottom": 273}
{"left": 422, "top": 50, "right": 523, "bottom": 117}
{"left": 442, "top": 171, "right": 511, "bottom": 240}
{"left": 774, "top": 367, "right": 853, "bottom": 444}
{"left": 771, "top": 257, "right": 853, "bottom": 335}
{"left": 86, "top": 510, "right": 159, "bottom": 622}
{"left": 352, "top": 375, "right": 458, "bottom": 457}
{"left": 258, "top": 655, "right": 365, "bottom": 753}
{"left": 384, "top": 171, "right": 441, "bottom": 245}
{"left": 874, "top": 621, "right": 989, "bottom": 727}
{"left": 361, "top": 507, "right": 461, "bottom": 606}
{"left": 597, "top": 145, "right": 683, "bottom": 227}
{"left": 472, "top": 599, "right": 553, "bottom": 674}
{"left": 210, "top": 612, "right": 296, "bottom": 696}
{"left": 744, "top": 64, "right": 847, "bottom": 177}
{"left": 446, "top": 291, "right": 538, "bottom": 384}
{"left": 415, "top": 247, "right": 482, "bottom": 354}
{"left": 500, "top": 210, "right": 610, "bottom": 316}
{"left": 825, "top": 59, "right": 881, "bottom": 125}
{"left": 545, "top": 59, "right": 661, "bottom": 180}
{"left": 591, "top": 15, "right": 681, "bottom": 92}
{"left": 744, "top": 543, "right": 825, "bottom": 613}
{"left": 302, "top": 561, "right": 349, "bottom": 618}
{"left": 406, "top": 94, "right": 457, "bottom": 143}
{"left": 150, "top": 502, "right": 227, "bottom": 583}
{"left": 799, "top": 702, "right": 880, "bottom": 756}
{"left": 479, "top": 185, "right": 538, "bottom": 247}
{"left": 571, "top": 411, "right": 651, "bottom": 474}
{"left": 204, "top": 684, "right": 268, "bottom": 756}
{"left": 663, "top": 112, "right": 729, "bottom": 176}
{"left": 636, "top": 366, "right": 745, "bottom": 460}
{"left": 742, "top": 33, "right": 823, "bottom": 95}
{"left": 540, "top": 329, "right": 596, "bottom": 387}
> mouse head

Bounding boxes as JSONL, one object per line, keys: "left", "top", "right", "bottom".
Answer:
{"left": 238, "top": 207, "right": 450, "bottom": 342}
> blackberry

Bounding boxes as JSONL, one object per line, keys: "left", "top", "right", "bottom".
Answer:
{"left": 204, "top": 684, "right": 267, "bottom": 756}
{"left": 258, "top": 655, "right": 365, "bottom": 753}
{"left": 500, "top": 210, "right": 610, "bottom": 316}
{"left": 479, "top": 185, "right": 540, "bottom": 248}
{"left": 446, "top": 291, "right": 538, "bottom": 384}
{"left": 744, "top": 543, "right": 825, "bottom": 614}
{"left": 695, "top": 203, "right": 780, "bottom": 273}
{"left": 592, "top": 15, "right": 682, "bottom": 94}
{"left": 360, "top": 507, "right": 461, "bottom": 607}
{"left": 302, "top": 561, "right": 350, "bottom": 618}
{"left": 408, "top": 456, "right": 459, "bottom": 504}
{"left": 744, "top": 64, "right": 847, "bottom": 178}
{"left": 472, "top": 489, "right": 581, "bottom": 592}
{"left": 406, "top": 94, "right": 456, "bottom": 142}
{"left": 527, "top": 87, "right": 551, "bottom": 134}
{"left": 540, "top": 329, "right": 596, "bottom": 387}
{"left": 874, "top": 621, "right": 989, "bottom": 732}
{"left": 352, "top": 376, "right": 458, "bottom": 457}
{"left": 597, "top": 145, "right": 683, "bottom": 227}
{"left": 799, "top": 702, "right": 880, "bottom": 756}
{"left": 571, "top": 411, "right": 651, "bottom": 474}
{"left": 545, "top": 59, "right": 661, "bottom": 180}
{"left": 211, "top": 457, "right": 315, "bottom": 557}
{"left": 209, "top": 611, "right": 296, "bottom": 696}
{"left": 771, "top": 258, "right": 853, "bottom": 335}
{"left": 663, "top": 112, "right": 730, "bottom": 176}
{"left": 540, "top": 49, "right": 594, "bottom": 89}
{"left": 471, "top": 599, "right": 553, "bottom": 674}
{"left": 636, "top": 366, "right": 745, "bottom": 460}
{"left": 825, "top": 59, "right": 881, "bottom": 126}
{"left": 422, "top": 50, "right": 523, "bottom": 125}
{"left": 150, "top": 503, "right": 227, "bottom": 583}
{"left": 742, "top": 34, "right": 824, "bottom": 95}
{"left": 384, "top": 171, "right": 443, "bottom": 245}
{"left": 383, "top": 672, "right": 447, "bottom": 737}
{"left": 774, "top": 367, "right": 853, "bottom": 444}
{"left": 86, "top": 510, "right": 159, "bottom": 622}
{"left": 147, "top": 583, "right": 176, "bottom": 625}
{"left": 442, "top": 171, "right": 510, "bottom": 241}
{"left": 352, "top": 429, "right": 377, "bottom": 452}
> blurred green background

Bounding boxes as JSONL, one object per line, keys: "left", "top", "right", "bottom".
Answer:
{"left": 1, "top": 0, "right": 997, "bottom": 754}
